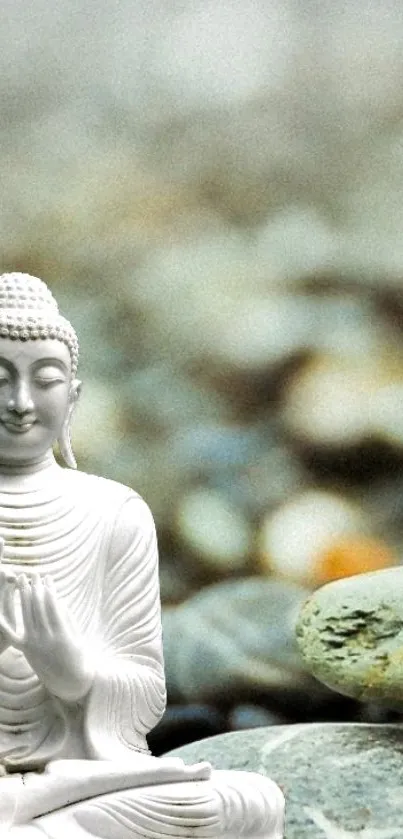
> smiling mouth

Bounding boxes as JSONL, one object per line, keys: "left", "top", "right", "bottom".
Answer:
{"left": 1, "top": 420, "right": 36, "bottom": 433}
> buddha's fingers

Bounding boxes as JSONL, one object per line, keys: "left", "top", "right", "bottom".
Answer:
{"left": 0, "top": 570, "right": 13, "bottom": 591}
{"left": 43, "top": 575, "right": 74, "bottom": 633}
{"left": 17, "top": 574, "right": 34, "bottom": 635}
{"left": 30, "top": 574, "right": 52, "bottom": 634}
{"left": 0, "top": 613, "right": 20, "bottom": 645}
{"left": 2, "top": 582, "right": 15, "bottom": 624}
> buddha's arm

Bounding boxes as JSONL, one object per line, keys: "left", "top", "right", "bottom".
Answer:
{"left": 84, "top": 495, "right": 167, "bottom": 760}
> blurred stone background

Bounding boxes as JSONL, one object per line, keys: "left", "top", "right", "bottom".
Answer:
{"left": 3, "top": 0, "right": 403, "bottom": 750}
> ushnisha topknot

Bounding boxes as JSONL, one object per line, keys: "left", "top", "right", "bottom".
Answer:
{"left": 0, "top": 272, "right": 79, "bottom": 376}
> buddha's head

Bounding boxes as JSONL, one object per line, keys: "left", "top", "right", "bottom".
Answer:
{"left": 0, "top": 273, "right": 80, "bottom": 468}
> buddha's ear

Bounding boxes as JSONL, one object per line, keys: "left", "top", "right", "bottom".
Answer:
{"left": 59, "top": 379, "right": 82, "bottom": 470}
{"left": 69, "top": 378, "right": 82, "bottom": 406}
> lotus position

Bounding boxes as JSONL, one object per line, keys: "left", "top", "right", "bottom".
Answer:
{"left": 0, "top": 274, "right": 284, "bottom": 838}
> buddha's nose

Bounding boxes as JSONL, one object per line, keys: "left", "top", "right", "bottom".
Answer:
{"left": 9, "top": 380, "right": 34, "bottom": 414}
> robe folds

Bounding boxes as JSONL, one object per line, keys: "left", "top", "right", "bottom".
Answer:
{"left": 0, "top": 463, "right": 285, "bottom": 839}
{"left": 0, "top": 463, "right": 167, "bottom": 769}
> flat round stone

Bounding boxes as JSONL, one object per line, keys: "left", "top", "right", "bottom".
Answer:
{"left": 166, "top": 723, "right": 403, "bottom": 838}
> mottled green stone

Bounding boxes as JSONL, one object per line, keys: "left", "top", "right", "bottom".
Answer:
{"left": 296, "top": 567, "right": 403, "bottom": 708}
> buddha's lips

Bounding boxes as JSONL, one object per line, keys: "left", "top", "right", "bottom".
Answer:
{"left": 1, "top": 419, "right": 37, "bottom": 433}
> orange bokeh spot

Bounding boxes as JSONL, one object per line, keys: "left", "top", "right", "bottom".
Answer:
{"left": 313, "top": 537, "right": 397, "bottom": 586}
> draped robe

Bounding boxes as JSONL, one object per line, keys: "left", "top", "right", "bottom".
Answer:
{"left": 0, "top": 462, "right": 167, "bottom": 769}
{"left": 0, "top": 462, "right": 285, "bottom": 839}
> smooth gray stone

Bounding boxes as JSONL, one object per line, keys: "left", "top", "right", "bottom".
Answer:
{"left": 162, "top": 578, "right": 329, "bottom": 704}
{"left": 296, "top": 567, "right": 403, "bottom": 708}
{"left": 166, "top": 723, "right": 403, "bottom": 838}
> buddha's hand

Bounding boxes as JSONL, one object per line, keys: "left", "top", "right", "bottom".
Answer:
{"left": 1, "top": 573, "right": 94, "bottom": 703}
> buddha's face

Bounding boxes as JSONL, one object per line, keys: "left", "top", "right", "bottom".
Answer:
{"left": 0, "top": 338, "right": 77, "bottom": 465}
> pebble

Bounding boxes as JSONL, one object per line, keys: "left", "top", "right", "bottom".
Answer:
{"left": 228, "top": 704, "right": 285, "bottom": 730}
{"left": 258, "top": 490, "right": 370, "bottom": 586}
{"left": 281, "top": 354, "right": 375, "bottom": 449}
{"left": 176, "top": 487, "right": 253, "bottom": 576}
{"left": 166, "top": 723, "right": 403, "bottom": 838}
{"left": 296, "top": 565, "right": 403, "bottom": 709}
{"left": 122, "top": 364, "right": 227, "bottom": 435}
{"left": 211, "top": 443, "right": 306, "bottom": 519}
{"left": 312, "top": 535, "right": 397, "bottom": 585}
{"left": 132, "top": 230, "right": 274, "bottom": 368}
{"left": 169, "top": 423, "right": 263, "bottom": 474}
{"left": 210, "top": 293, "right": 315, "bottom": 374}
{"left": 162, "top": 577, "right": 330, "bottom": 705}
{"left": 282, "top": 351, "right": 403, "bottom": 455}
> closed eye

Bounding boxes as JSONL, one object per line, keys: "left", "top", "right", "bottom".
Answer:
{"left": 34, "top": 377, "right": 66, "bottom": 388}
{"left": 33, "top": 364, "right": 68, "bottom": 387}
{"left": 0, "top": 367, "right": 10, "bottom": 386}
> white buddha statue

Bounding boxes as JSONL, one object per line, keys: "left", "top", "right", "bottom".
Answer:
{"left": 0, "top": 273, "right": 284, "bottom": 839}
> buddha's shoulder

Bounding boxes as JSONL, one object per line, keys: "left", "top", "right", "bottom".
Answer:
{"left": 62, "top": 470, "right": 156, "bottom": 553}
{"left": 62, "top": 468, "right": 149, "bottom": 512}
